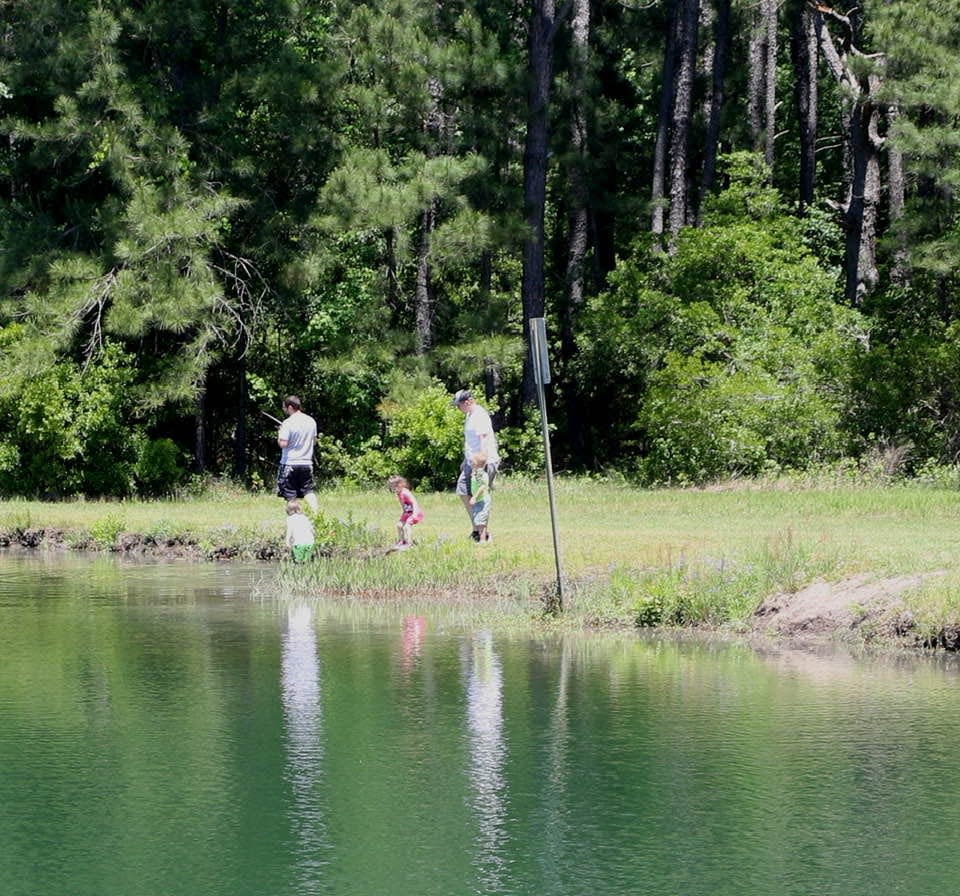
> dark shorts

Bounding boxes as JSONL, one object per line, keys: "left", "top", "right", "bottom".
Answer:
{"left": 277, "top": 464, "right": 315, "bottom": 499}
{"left": 456, "top": 460, "right": 498, "bottom": 497}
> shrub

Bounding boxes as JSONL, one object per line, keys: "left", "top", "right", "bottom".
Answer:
{"left": 135, "top": 438, "right": 185, "bottom": 497}
{"left": 346, "top": 381, "right": 466, "bottom": 489}
{"left": 308, "top": 508, "right": 376, "bottom": 553}
{"left": 89, "top": 513, "right": 126, "bottom": 549}
{"left": 577, "top": 153, "right": 861, "bottom": 484}
{"left": 0, "top": 344, "right": 139, "bottom": 497}
{"left": 496, "top": 406, "right": 546, "bottom": 475}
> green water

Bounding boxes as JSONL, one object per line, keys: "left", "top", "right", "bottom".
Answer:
{"left": 2, "top": 552, "right": 960, "bottom": 896}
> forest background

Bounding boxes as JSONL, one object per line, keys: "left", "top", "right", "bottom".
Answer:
{"left": 2, "top": 0, "right": 959, "bottom": 499}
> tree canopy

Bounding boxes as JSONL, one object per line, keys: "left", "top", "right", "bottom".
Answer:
{"left": 1, "top": 0, "right": 958, "bottom": 496}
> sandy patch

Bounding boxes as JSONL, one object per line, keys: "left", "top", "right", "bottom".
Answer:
{"left": 752, "top": 571, "right": 944, "bottom": 641}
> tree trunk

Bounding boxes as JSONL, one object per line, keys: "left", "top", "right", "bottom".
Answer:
{"left": 887, "top": 105, "right": 909, "bottom": 287}
{"left": 651, "top": 0, "right": 680, "bottom": 239}
{"left": 748, "top": 0, "right": 777, "bottom": 170}
{"left": 384, "top": 225, "right": 400, "bottom": 322}
{"left": 748, "top": 1, "right": 765, "bottom": 153}
{"left": 415, "top": 69, "right": 447, "bottom": 355}
{"left": 667, "top": 0, "right": 700, "bottom": 246}
{"left": 414, "top": 199, "right": 437, "bottom": 354}
{"left": 699, "top": 0, "right": 730, "bottom": 214}
{"left": 561, "top": 0, "right": 591, "bottom": 465}
{"left": 698, "top": 0, "right": 714, "bottom": 127}
{"left": 815, "top": 8, "right": 882, "bottom": 304}
{"left": 815, "top": 11, "right": 853, "bottom": 197}
{"left": 520, "top": 0, "right": 556, "bottom": 408}
{"left": 847, "top": 93, "right": 882, "bottom": 303}
{"left": 789, "top": 0, "right": 818, "bottom": 210}
{"left": 762, "top": 0, "right": 777, "bottom": 169}
{"left": 484, "top": 363, "right": 505, "bottom": 430}
{"left": 564, "top": 0, "right": 590, "bottom": 330}
{"left": 233, "top": 354, "right": 248, "bottom": 480}
{"left": 194, "top": 388, "right": 206, "bottom": 474}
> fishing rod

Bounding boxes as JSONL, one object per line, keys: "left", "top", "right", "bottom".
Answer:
{"left": 260, "top": 410, "right": 283, "bottom": 426}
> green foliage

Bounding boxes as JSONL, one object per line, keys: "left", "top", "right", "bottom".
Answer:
{"left": 872, "top": 1, "right": 960, "bottom": 278}
{"left": 638, "top": 350, "right": 847, "bottom": 484}
{"left": 496, "top": 406, "right": 546, "bottom": 475}
{"left": 307, "top": 343, "right": 403, "bottom": 455}
{"left": 306, "top": 508, "right": 377, "bottom": 554}
{"left": 594, "top": 532, "right": 841, "bottom": 629}
{"left": 700, "top": 152, "right": 783, "bottom": 225}
{"left": 346, "top": 380, "right": 465, "bottom": 489}
{"left": 2, "top": 1, "right": 959, "bottom": 494}
{"left": 0, "top": 4, "right": 253, "bottom": 413}
{"left": 0, "top": 344, "right": 139, "bottom": 497}
{"left": 851, "top": 282, "right": 960, "bottom": 464}
{"left": 578, "top": 158, "right": 860, "bottom": 484}
{"left": 89, "top": 513, "right": 126, "bottom": 549}
{"left": 433, "top": 333, "right": 525, "bottom": 394}
{"left": 134, "top": 438, "right": 185, "bottom": 497}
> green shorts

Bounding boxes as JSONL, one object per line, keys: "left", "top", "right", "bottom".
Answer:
{"left": 291, "top": 543, "right": 315, "bottom": 563}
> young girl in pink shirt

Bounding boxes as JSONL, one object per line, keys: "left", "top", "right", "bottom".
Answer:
{"left": 388, "top": 475, "right": 424, "bottom": 549}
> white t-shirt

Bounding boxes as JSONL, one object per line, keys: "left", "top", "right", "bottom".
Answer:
{"left": 286, "top": 512, "right": 315, "bottom": 547}
{"left": 464, "top": 405, "right": 500, "bottom": 464}
{"left": 279, "top": 411, "right": 317, "bottom": 466}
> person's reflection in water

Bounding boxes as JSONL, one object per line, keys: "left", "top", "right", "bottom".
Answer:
{"left": 400, "top": 615, "right": 426, "bottom": 674}
{"left": 463, "top": 630, "right": 508, "bottom": 891}
{"left": 281, "top": 603, "right": 331, "bottom": 892}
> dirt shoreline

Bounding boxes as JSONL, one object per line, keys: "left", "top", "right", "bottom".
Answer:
{"left": 3, "top": 527, "right": 958, "bottom": 651}
{"left": 752, "top": 571, "right": 960, "bottom": 651}
{"left": 0, "top": 527, "right": 285, "bottom": 562}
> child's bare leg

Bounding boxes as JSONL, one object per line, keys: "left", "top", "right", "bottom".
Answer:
{"left": 402, "top": 522, "right": 412, "bottom": 544}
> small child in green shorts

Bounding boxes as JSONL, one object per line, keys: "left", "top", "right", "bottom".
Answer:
{"left": 468, "top": 452, "right": 492, "bottom": 543}
{"left": 285, "top": 498, "right": 316, "bottom": 562}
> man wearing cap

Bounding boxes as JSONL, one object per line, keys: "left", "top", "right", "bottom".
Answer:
{"left": 453, "top": 389, "right": 500, "bottom": 540}
{"left": 277, "top": 395, "right": 319, "bottom": 513}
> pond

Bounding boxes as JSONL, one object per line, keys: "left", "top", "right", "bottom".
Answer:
{"left": 1, "top": 551, "right": 959, "bottom": 896}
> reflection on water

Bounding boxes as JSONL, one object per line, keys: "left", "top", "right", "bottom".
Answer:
{"left": 463, "top": 631, "right": 508, "bottom": 892}
{"left": 2, "top": 552, "right": 960, "bottom": 896}
{"left": 281, "top": 604, "right": 330, "bottom": 894}
{"left": 542, "top": 641, "right": 572, "bottom": 895}
{"left": 400, "top": 615, "right": 426, "bottom": 674}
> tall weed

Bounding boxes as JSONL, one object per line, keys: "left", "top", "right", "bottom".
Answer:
{"left": 594, "top": 531, "right": 841, "bottom": 629}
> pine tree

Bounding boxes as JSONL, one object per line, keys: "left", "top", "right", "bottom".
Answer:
{"left": 872, "top": 0, "right": 960, "bottom": 285}
{"left": 814, "top": 3, "right": 883, "bottom": 304}
{"left": 0, "top": 3, "right": 250, "bottom": 407}
{"left": 699, "top": 0, "right": 731, "bottom": 212}
{"left": 520, "top": 0, "right": 557, "bottom": 406}
{"left": 788, "top": 0, "right": 818, "bottom": 211}
{"left": 317, "top": 0, "right": 502, "bottom": 356}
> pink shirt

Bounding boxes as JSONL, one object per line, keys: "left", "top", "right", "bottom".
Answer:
{"left": 397, "top": 487, "right": 423, "bottom": 522}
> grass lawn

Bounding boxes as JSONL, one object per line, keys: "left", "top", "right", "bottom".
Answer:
{"left": 4, "top": 477, "right": 960, "bottom": 638}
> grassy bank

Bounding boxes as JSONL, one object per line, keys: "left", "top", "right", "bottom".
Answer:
{"left": 3, "top": 477, "right": 960, "bottom": 644}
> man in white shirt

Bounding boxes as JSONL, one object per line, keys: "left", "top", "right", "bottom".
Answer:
{"left": 453, "top": 389, "right": 500, "bottom": 540}
{"left": 277, "top": 395, "right": 319, "bottom": 513}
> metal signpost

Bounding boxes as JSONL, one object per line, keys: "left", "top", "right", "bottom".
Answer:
{"left": 529, "top": 317, "right": 564, "bottom": 613}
